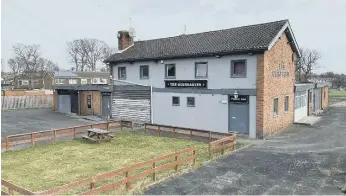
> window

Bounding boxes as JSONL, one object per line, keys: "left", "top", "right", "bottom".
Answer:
{"left": 81, "top": 79, "right": 88, "bottom": 84}
{"left": 21, "top": 80, "right": 29, "bottom": 85}
{"left": 69, "top": 79, "right": 77, "bottom": 84}
{"left": 118, "top": 67, "right": 126, "bottom": 80}
{"left": 285, "top": 96, "right": 289, "bottom": 112}
{"left": 165, "top": 64, "right": 176, "bottom": 78}
{"left": 231, "top": 60, "right": 247, "bottom": 77}
{"left": 274, "top": 97, "right": 279, "bottom": 116}
{"left": 294, "top": 91, "right": 307, "bottom": 109}
{"left": 187, "top": 97, "right": 195, "bottom": 107}
{"left": 195, "top": 62, "right": 208, "bottom": 78}
{"left": 140, "top": 65, "right": 149, "bottom": 79}
{"left": 172, "top": 96, "right": 180, "bottom": 106}
{"left": 55, "top": 78, "right": 64, "bottom": 84}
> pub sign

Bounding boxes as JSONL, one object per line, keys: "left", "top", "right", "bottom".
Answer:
{"left": 229, "top": 95, "right": 249, "bottom": 103}
{"left": 165, "top": 80, "right": 207, "bottom": 88}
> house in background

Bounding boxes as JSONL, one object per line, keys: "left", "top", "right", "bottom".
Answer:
{"left": 106, "top": 19, "right": 302, "bottom": 139}
{"left": 52, "top": 71, "right": 112, "bottom": 119}
{"left": 10, "top": 72, "right": 54, "bottom": 90}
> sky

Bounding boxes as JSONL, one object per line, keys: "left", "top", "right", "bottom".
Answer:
{"left": 1, "top": 0, "right": 346, "bottom": 74}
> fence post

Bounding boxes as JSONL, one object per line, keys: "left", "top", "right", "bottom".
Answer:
{"left": 106, "top": 122, "right": 109, "bottom": 131}
{"left": 221, "top": 142, "right": 224, "bottom": 155}
{"left": 31, "top": 133, "right": 35, "bottom": 146}
{"left": 157, "top": 126, "right": 161, "bottom": 137}
{"left": 131, "top": 121, "right": 134, "bottom": 132}
{"left": 152, "top": 162, "right": 156, "bottom": 181}
{"left": 208, "top": 143, "right": 212, "bottom": 159}
{"left": 173, "top": 128, "right": 176, "bottom": 138}
{"left": 53, "top": 130, "right": 56, "bottom": 142}
{"left": 120, "top": 120, "right": 123, "bottom": 131}
{"left": 175, "top": 155, "right": 179, "bottom": 172}
{"left": 125, "top": 170, "right": 132, "bottom": 191}
{"left": 8, "top": 188, "right": 14, "bottom": 195}
{"left": 91, "top": 124, "right": 93, "bottom": 128}
{"left": 5, "top": 137, "right": 9, "bottom": 151}
{"left": 144, "top": 124, "right": 147, "bottom": 135}
{"left": 208, "top": 131, "right": 211, "bottom": 142}
{"left": 193, "top": 149, "right": 196, "bottom": 165}
{"left": 190, "top": 130, "right": 192, "bottom": 140}
{"left": 73, "top": 127, "right": 76, "bottom": 138}
{"left": 90, "top": 179, "right": 95, "bottom": 190}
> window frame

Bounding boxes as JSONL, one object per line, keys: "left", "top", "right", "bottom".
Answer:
{"left": 140, "top": 65, "right": 149, "bottom": 79}
{"left": 172, "top": 96, "right": 180, "bottom": 106}
{"left": 55, "top": 78, "right": 64, "bottom": 84}
{"left": 69, "top": 79, "right": 77, "bottom": 84}
{"left": 118, "top": 66, "right": 126, "bottom": 80}
{"left": 165, "top": 64, "right": 176, "bottom": 79}
{"left": 285, "top": 96, "right": 289, "bottom": 112}
{"left": 80, "top": 79, "right": 88, "bottom": 84}
{"left": 231, "top": 59, "right": 247, "bottom": 78}
{"left": 195, "top": 62, "right": 208, "bottom": 78}
{"left": 273, "top": 97, "right": 279, "bottom": 117}
{"left": 187, "top": 97, "right": 195, "bottom": 107}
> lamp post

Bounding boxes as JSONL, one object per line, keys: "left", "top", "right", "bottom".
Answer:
{"left": 233, "top": 90, "right": 239, "bottom": 99}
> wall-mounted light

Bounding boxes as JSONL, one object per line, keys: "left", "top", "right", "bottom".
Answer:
{"left": 233, "top": 90, "right": 239, "bottom": 99}
{"left": 215, "top": 55, "right": 220, "bottom": 58}
{"left": 160, "top": 60, "right": 164, "bottom": 64}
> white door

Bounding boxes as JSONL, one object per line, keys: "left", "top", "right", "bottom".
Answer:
{"left": 294, "top": 90, "right": 308, "bottom": 122}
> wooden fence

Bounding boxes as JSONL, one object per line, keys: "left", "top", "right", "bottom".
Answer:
{"left": 1, "top": 179, "right": 35, "bottom": 195}
{"left": 1, "top": 95, "right": 53, "bottom": 111}
{"left": 209, "top": 135, "right": 236, "bottom": 158}
{"left": 0, "top": 120, "right": 136, "bottom": 152}
{"left": 35, "top": 147, "right": 197, "bottom": 195}
{"left": 144, "top": 123, "right": 233, "bottom": 142}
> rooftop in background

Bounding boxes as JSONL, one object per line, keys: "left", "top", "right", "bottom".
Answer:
{"left": 106, "top": 19, "right": 300, "bottom": 63}
{"left": 54, "top": 71, "right": 110, "bottom": 78}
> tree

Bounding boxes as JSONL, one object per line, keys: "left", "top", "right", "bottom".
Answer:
{"left": 296, "top": 48, "right": 321, "bottom": 82}
{"left": 8, "top": 43, "right": 58, "bottom": 89}
{"left": 67, "top": 38, "right": 115, "bottom": 71}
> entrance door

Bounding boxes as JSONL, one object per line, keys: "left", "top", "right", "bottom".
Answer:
{"left": 314, "top": 88, "right": 320, "bottom": 111}
{"left": 58, "top": 95, "right": 71, "bottom": 114}
{"left": 228, "top": 102, "right": 249, "bottom": 134}
{"left": 70, "top": 92, "right": 79, "bottom": 114}
{"left": 102, "top": 95, "right": 110, "bottom": 119}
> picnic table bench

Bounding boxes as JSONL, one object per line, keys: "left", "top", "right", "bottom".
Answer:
{"left": 82, "top": 128, "right": 114, "bottom": 142}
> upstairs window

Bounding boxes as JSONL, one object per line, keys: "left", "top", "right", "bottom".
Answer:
{"left": 187, "top": 97, "right": 195, "bottom": 107}
{"left": 140, "top": 65, "right": 149, "bottom": 79}
{"left": 21, "top": 80, "right": 29, "bottom": 85}
{"left": 172, "top": 96, "right": 180, "bottom": 106}
{"left": 55, "top": 78, "right": 64, "bottom": 84}
{"left": 81, "top": 79, "right": 88, "bottom": 84}
{"left": 165, "top": 64, "right": 176, "bottom": 79}
{"left": 118, "top": 67, "right": 126, "bottom": 80}
{"left": 231, "top": 60, "right": 247, "bottom": 78}
{"left": 195, "top": 62, "right": 208, "bottom": 78}
{"left": 69, "top": 79, "right": 77, "bottom": 84}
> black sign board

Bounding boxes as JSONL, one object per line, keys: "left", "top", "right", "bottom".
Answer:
{"left": 165, "top": 80, "right": 207, "bottom": 88}
{"left": 229, "top": 95, "right": 249, "bottom": 103}
{"left": 102, "top": 92, "right": 112, "bottom": 96}
{"left": 87, "top": 95, "right": 92, "bottom": 109}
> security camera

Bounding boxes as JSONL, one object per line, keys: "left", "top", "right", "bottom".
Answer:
{"left": 160, "top": 60, "right": 164, "bottom": 64}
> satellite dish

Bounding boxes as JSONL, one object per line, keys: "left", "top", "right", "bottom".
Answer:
{"left": 129, "top": 28, "right": 136, "bottom": 38}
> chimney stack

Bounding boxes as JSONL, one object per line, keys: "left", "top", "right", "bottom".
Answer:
{"left": 117, "top": 30, "right": 133, "bottom": 51}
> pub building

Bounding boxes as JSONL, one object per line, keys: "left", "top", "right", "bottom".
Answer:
{"left": 106, "top": 20, "right": 306, "bottom": 139}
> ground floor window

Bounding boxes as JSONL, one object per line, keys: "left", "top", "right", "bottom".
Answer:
{"left": 273, "top": 97, "right": 279, "bottom": 116}
{"left": 187, "top": 97, "right": 195, "bottom": 107}
{"left": 285, "top": 96, "right": 289, "bottom": 112}
{"left": 172, "top": 96, "right": 180, "bottom": 106}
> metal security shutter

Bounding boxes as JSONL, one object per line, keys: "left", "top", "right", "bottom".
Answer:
{"left": 101, "top": 93, "right": 111, "bottom": 119}
{"left": 314, "top": 88, "right": 320, "bottom": 112}
{"left": 70, "top": 92, "right": 79, "bottom": 114}
{"left": 58, "top": 94, "right": 71, "bottom": 114}
{"left": 111, "top": 83, "right": 151, "bottom": 123}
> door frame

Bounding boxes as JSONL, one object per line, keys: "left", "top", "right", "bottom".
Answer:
{"left": 228, "top": 95, "right": 250, "bottom": 134}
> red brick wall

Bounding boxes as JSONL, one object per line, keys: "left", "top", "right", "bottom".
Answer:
{"left": 256, "top": 33, "right": 296, "bottom": 138}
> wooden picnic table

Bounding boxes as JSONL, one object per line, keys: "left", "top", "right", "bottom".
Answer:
{"left": 82, "top": 128, "right": 114, "bottom": 142}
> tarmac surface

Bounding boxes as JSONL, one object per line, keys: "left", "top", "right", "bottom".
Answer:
{"left": 145, "top": 102, "right": 346, "bottom": 195}
{"left": 1, "top": 108, "right": 91, "bottom": 137}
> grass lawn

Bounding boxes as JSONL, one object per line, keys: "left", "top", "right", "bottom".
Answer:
{"left": 1, "top": 131, "right": 213, "bottom": 195}
{"left": 329, "top": 89, "right": 346, "bottom": 98}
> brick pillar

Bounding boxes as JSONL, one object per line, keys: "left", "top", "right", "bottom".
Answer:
{"left": 256, "top": 54, "right": 265, "bottom": 139}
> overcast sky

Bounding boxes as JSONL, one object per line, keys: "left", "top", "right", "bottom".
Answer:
{"left": 1, "top": 0, "right": 346, "bottom": 73}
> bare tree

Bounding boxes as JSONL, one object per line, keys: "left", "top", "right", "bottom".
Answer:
{"left": 296, "top": 48, "right": 321, "bottom": 82}
{"left": 67, "top": 38, "right": 115, "bottom": 71}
